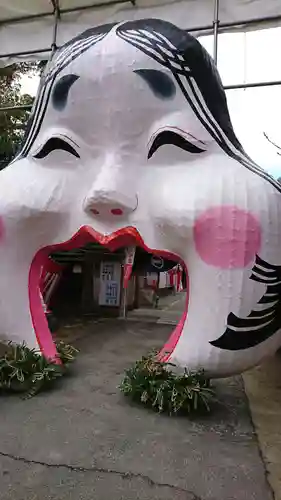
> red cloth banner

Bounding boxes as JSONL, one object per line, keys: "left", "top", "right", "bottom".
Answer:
{"left": 123, "top": 246, "right": 136, "bottom": 288}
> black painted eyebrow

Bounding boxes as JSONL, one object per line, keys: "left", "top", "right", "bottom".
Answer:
{"left": 34, "top": 137, "right": 80, "bottom": 159}
{"left": 134, "top": 69, "right": 176, "bottom": 100}
{"left": 52, "top": 74, "right": 79, "bottom": 111}
{"left": 148, "top": 130, "right": 205, "bottom": 158}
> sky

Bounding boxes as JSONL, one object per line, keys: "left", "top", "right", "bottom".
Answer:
{"left": 20, "top": 26, "right": 281, "bottom": 178}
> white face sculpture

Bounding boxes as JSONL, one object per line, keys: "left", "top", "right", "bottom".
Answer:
{"left": 1, "top": 19, "right": 281, "bottom": 376}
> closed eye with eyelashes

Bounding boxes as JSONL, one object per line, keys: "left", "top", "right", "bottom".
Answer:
{"left": 34, "top": 130, "right": 202, "bottom": 161}
{"left": 33, "top": 137, "right": 80, "bottom": 159}
{"left": 148, "top": 130, "right": 206, "bottom": 159}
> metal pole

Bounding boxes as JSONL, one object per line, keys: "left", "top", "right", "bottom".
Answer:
{"left": 121, "top": 259, "right": 127, "bottom": 319}
{"left": 243, "top": 31, "right": 247, "bottom": 88}
{"left": 224, "top": 80, "right": 281, "bottom": 90}
{"left": 122, "top": 287, "right": 127, "bottom": 318}
{"left": 0, "top": 2, "right": 280, "bottom": 31}
{"left": 0, "top": 48, "right": 51, "bottom": 60}
{"left": 1, "top": 10, "right": 281, "bottom": 60}
{"left": 0, "top": 104, "right": 32, "bottom": 113}
{"left": 1, "top": 78, "right": 281, "bottom": 116}
{"left": 186, "top": 12, "right": 281, "bottom": 34}
{"left": 0, "top": 0, "right": 131, "bottom": 26}
{"left": 50, "top": 0, "right": 60, "bottom": 55}
{"left": 213, "top": 0, "right": 219, "bottom": 64}
{"left": 2, "top": 79, "right": 281, "bottom": 114}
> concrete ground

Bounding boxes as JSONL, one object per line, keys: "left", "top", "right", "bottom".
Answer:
{"left": 127, "top": 292, "right": 185, "bottom": 325}
{"left": 243, "top": 354, "right": 281, "bottom": 500}
{"left": 0, "top": 307, "right": 273, "bottom": 500}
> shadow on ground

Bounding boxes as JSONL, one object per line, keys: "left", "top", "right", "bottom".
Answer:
{"left": 0, "top": 319, "right": 273, "bottom": 500}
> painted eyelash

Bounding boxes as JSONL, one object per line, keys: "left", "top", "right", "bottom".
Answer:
{"left": 33, "top": 137, "right": 80, "bottom": 159}
{"left": 148, "top": 130, "right": 205, "bottom": 159}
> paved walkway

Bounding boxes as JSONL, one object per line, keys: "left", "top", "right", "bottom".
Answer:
{"left": 243, "top": 354, "right": 281, "bottom": 500}
{"left": 0, "top": 316, "right": 272, "bottom": 500}
{"left": 127, "top": 292, "right": 185, "bottom": 325}
{"left": 130, "top": 292, "right": 281, "bottom": 500}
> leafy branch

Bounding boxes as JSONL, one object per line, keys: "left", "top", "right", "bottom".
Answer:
{"left": 0, "top": 63, "right": 42, "bottom": 167}
{"left": 0, "top": 341, "right": 78, "bottom": 399}
{"left": 263, "top": 132, "right": 281, "bottom": 156}
{"left": 120, "top": 351, "right": 215, "bottom": 416}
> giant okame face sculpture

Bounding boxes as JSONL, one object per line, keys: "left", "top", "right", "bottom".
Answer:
{"left": 1, "top": 19, "right": 281, "bottom": 376}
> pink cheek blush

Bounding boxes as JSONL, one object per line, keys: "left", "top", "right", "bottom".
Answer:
{"left": 193, "top": 205, "right": 261, "bottom": 269}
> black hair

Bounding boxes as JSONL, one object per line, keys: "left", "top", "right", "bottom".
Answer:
{"left": 117, "top": 18, "right": 243, "bottom": 152}
{"left": 13, "top": 19, "right": 281, "bottom": 195}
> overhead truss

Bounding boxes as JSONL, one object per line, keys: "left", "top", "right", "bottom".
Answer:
{"left": 0, "top": 0, "right": 281, "bottom": 114}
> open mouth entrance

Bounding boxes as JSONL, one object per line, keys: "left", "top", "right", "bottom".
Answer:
{"left": 29, "top": 226, "right": 189, "bottom": 363}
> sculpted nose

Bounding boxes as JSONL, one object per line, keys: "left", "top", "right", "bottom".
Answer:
{"left": 84, "top": 189, "right": 137, "bottom": 218}
{"left": 83, "top": 157, "right": 137, "bottom": 218}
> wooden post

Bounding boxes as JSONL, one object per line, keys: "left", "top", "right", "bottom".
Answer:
{"left": 154, "top": 272, "right": 160, "bottom": 308}
{"left": 81, "top": 254, "right": 94, "bottom": 314}
{"left": 133, "top": 273, "right": 140, "bottom": 309}
{"left": 122, "top": 287, "right": 127, "bottom": 318}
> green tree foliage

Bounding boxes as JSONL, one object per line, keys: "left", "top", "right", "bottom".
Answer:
{"left": 0, "top": 63, "right": 39, "bottom": 168}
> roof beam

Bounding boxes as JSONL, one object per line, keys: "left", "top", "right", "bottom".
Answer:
{"left": 2, "top": 80, "right": 281, "bottom": 115}
{"left": 0, "top": 0, "right": 131, "bottom": 27}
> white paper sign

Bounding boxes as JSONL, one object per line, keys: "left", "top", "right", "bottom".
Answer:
{"left": 99, "top": 261, "right": 121, "bottom": 306}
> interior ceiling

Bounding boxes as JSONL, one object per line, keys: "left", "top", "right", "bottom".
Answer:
{"left": 0, "top": 0, "right": 280, "bottom": 65}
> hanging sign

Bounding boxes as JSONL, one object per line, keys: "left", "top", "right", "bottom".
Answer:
{"left": 123, "top": 246, "right": 136, "bottom": 289}
{"left": 99, "top": 261, "right": 121, "bottom": 306}
{"left": 150, "top": 255, "right": 164, "bottom": 270}
{"left": 133, "top": 252, "right": 177, "bottom": 273}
